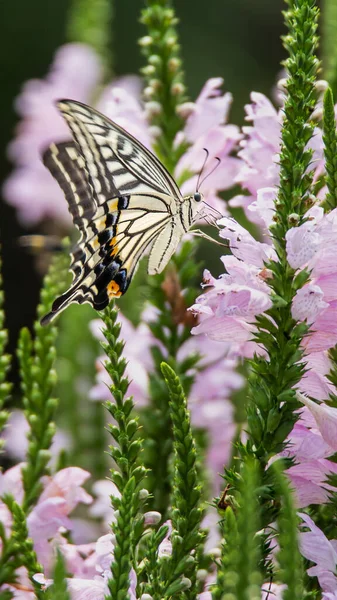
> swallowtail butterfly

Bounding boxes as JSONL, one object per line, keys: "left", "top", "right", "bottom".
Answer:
{"left": 41, "top": 100, "right": 212, "bottom": 325}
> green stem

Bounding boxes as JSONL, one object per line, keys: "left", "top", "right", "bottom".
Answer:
{"left": 161, "top": 362, "right": 203, "bottom": 599}
{"left": 0, "top": 255, "right": 11, "bottom": 453}
{"left": 67, "top": 0, "right": 114, "bottom": 77}
{"left": 229, "top": 0, "right": 320, "bottom": 553}
{"left": 100, "top": 304, "right": 147, "bottom": 600}
{"left": 322, "top": 0, "right": 337, "bottom": 96}
{"left": 322, "top": 87, "right": 337, "bottom": 211}
{"left": 18, "top": 252, "right": 70, "bottom": 512}
{"left": 273, "top": 462, "right": 304, "bottom": 600}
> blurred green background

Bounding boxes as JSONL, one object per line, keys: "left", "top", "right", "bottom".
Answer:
{"left": 0, "top": 0, "right": 285, "bottom": 356}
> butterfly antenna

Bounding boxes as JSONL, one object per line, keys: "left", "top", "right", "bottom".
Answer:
{"left": 196, "top": 148, "right": 210, "bottom": 192}
{"left": 198, "top": 156, "right": 221, "bottom": 190}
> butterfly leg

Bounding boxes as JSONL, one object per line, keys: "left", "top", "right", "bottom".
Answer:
{"left": 188, "top": 229, "right": 230, "bottom": 248}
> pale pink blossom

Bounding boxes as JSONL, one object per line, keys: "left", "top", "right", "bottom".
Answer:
{"left": 2, "top": 409, "right": 71, "bottom": 465}
{"left": 232, "top": 89, "right": 325, "bottom": 225}
{"left": 299, "top": 512, "right": 337, "bottom": 593}
{"left": 3, "top": 43, "right": 102, "bottom": 226}
{"left": 297, "top": 394, "right": 337, "bottom": 451}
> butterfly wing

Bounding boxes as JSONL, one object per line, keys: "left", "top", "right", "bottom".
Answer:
{"left": 57, "top": 99, "right": 182, "bottom": 201}
{"left": 41, "top": 101, "right": 184, "bottom": 324}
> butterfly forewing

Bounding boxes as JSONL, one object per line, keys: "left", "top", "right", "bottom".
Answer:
{"left": 58, "top": 100, "right": 182, "bottom": 200}
{"left": 41, "top": 100, "right": 193, "bottom": 325}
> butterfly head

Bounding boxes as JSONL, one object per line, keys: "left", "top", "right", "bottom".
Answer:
{"left": 193, "top": 192, "right": 203, "bottom": 203}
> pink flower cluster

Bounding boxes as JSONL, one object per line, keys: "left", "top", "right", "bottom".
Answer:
{"left": 189, "top": 87, "right": 337, "bottom": 593}
{"left": 230, "top": 91, "right": 325, "bottom": 227}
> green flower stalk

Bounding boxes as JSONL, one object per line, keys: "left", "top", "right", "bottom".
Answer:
{"left": 0, "top": 496, "right": 43, "bottom": 599}
{"left": 138, "top": 0, "right": 202, "bottom": 518}
{"left": 160, "top": 362, "right": 203, "bottom": 599}
{"left": 56, "top": 304, "right": 106, "bottom": 478}
{"left": 322, "top": 87, "right": 337, "bottom": 211}
{"left": 212, "top": 460, "right": 261, "bottom": 600}
{"left": 47, "top": 551, "right": 71, "bottom": 600}
{"left": 100, "top": 304, "right": 147, "bottom": 600}
{"left": 322, "top": 0, "right": 337, "bottom": 96}
{"left": 67, "top": 0, "right": 113, "bottom": 75}
{"left": 273, "top": 462, "right": 304, "bottom": 600}
{"left": 18, "top": 252, "right": 70, "bottom": 512}
{"left": 230, "top": 0, "right": 320, "bottom": 534}
{"left": 139, "top": 0, "right": 186, "bottom": 170}
{"left": 0, "top": 256, "right": 11, "bottom": 454}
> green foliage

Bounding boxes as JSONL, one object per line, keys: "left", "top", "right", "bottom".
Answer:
{"left": 213, "top": 459, "right": 262, "bottom": 600}
{"left": 230, "top": 0, "right": 320, "bottom": 549}
{"left": 273, "top": 462, "right": 304, "bottom": 600}
{"left": 0, "top": 496, "right": 43, "bottom": 598}
{"left": 101, "top": 304, "right": 147, "bottom": 600}
{"left": 56, "top": 303, "right": 106, "bottom": 477}
{"left": 322, "top": 0, "right": 337, "bottom": 96}
{"left": 0, "top": 256, "right": 11, "bottom": 453}
{"left": 67, "top": 0, "right": 113, "bottom": 75}
{"left": 17, "top": 252, "right": 70, "bottom": 512}
{"left": 160, "top": 362, "right": 204, "bottom": 599}
{"left": 139, "top": 0, "right": 187, "bottom": 169}
{"left": 141, "top": 241, "right": 201, "bottom": 516}
{"left": 47, "top": 550, "right": 71, "bottom": 600}
{"left": 322, "top": 87, "right": 337, "bottom": 211}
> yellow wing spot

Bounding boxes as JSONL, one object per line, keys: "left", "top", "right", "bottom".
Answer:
{"left": 92, "top": 237, "right": 100, "bottom": 250}
{"left": 108, "top": 199, "right": 119, "bottom": 212}
{"left": 107, "top": 280, "right": 122, "bottom": 298}
{"left": 109, "top": 236, "right": 118, "bottom": 257}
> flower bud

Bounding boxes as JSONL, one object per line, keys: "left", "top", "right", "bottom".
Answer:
{"left": 145, "top": 101, "right": 162, "bottom": 117}
{"left": 149, "top": 126, "right": 162, "bottom": 139}
{"left": 171, "top": 82, "right": 185, "bottom": 96}
{"left": 288, "top": 212, "right": 300, "bottom": 225}
{"left": 141, "top": 65, "right": 156, "bottom": 76}
{"left": 144, "top": 511, "right": 162, "bottom": 526}
{"left": 176, "top": 102, "right": 196, "bottom": 119}
{"left": 277, "top": 78, "right": 288, "bottom": 91}
{"left": 143, "top": 86, "right": 154, "bottom": 99}
{"left": 165, "top": 35, "right": 177, "bottom": 48}
{"left": 139, "top": 488, "right": 150, "bottom": 500}
{"left": 168, "top": 57, "right": 181, "bottom": 72}
{"left": 315, "top": 79, "right": 329, "bottom": 93}
{"left": 139, "top": 36, "right": 153, "bottom": 47}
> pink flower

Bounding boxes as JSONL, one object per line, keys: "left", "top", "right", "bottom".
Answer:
{"left": 3, "top": 43, "right": 102, "bottom": 226}
{"left": 190, "top": 219, "right": 273, "bottom": 356}
{"left": 34, "top": 533, "right": 138, "bottom": 600}
{"left": 89, "top": 479, "right": 120, "bottom": 527}
{"left": 2, "top": 409, "right": 71, "bottom": 465}
{"left": 232, "top": 89, "right": 325, "bottom": 227}
{"left": 0, "top": 464, "right": 92, "bottom": 573}
{"left": 299, "top": 512, "right": 337, "bottom": 593}
{"left": 281, "top": 405, "right": 337, "bottom": 507}
{"left": 297, "top": 394, "right": 337, "bottom": 452}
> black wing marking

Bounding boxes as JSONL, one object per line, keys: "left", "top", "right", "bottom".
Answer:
{"left": 57, "top": 99, "right": 182, "bottom": 202}
{"left": 43, "top": 142, "right": 96, "bottom": 231}
{"left": 41, "top": 194, "right": 172, "bottom": 325}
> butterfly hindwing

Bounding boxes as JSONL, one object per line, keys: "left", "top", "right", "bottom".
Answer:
{"left": 43, "top": 142, "right": 96, "bottom": 232}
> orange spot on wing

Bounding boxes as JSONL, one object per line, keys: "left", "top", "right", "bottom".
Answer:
{"left": 108, "top": 199, "right": 119, "bottom": 212}
{"left": 107, "top": 280, "right": 122, "bottom": 298}
{"left": 109, "top": 236, "right": 118, "bottom": 257}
